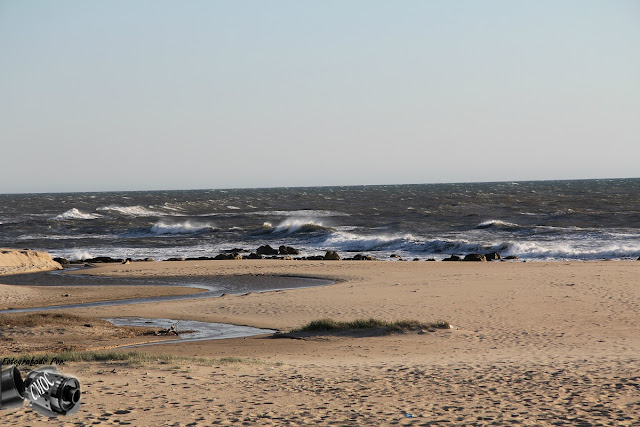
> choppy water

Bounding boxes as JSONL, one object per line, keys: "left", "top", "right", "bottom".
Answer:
{"left": 1, "top": 179, "right": 639, "bottom": 261}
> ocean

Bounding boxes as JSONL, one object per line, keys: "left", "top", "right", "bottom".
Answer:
{"left": 1, "top": 178, "right": 639, "bottom": 262}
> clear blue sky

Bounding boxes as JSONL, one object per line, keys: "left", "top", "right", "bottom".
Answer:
{"left": 1, "top": 0, "right": 639, "bottom": 193}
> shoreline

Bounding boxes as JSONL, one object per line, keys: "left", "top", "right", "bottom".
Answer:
{"left": 0, "top": 267, "right": 333, "bottom": 314}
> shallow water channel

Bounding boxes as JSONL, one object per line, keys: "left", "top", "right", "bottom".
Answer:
{"left": 105, "top": 317, "right": 276, "bottom": 348}
{"left": 0, "top": 269, "right": 331, "bottom": 343}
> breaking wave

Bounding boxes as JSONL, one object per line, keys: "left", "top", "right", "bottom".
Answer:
{"left": 270, "top": 218, "right": 335, "bottom": 234}
{"left": 97, "top": 205, "right": 162, "bottom": 217}
{"left": 150, "top": 220, "right": 218, "bottom": 235}
{"left": 475, "top": 219, "right": 521, "bottom": 229}
{"left": 52, "top": 208, "right": 102, "bottom": 220}
{"left": 505, "top": 241, "right": 640, "bottom": 260}
{"left": 248, "top": 210, "right": 349, "bottom": 217}
{"left": 69, "top": 250, "right": 95, "bottom": 261}
{"left": 313, "top": 230, "right": 640, "bottom": 260}
{"left": 322, "top": 231, "right": 418, "bottom": 252}
{"left": 320, "top": 232, "right": 505, "bottom": 255}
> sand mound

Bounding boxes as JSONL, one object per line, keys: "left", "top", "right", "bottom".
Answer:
{"left": 0, "top": 249, "right": 62, "bottom": 275}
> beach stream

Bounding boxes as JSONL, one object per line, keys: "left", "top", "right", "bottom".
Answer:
{"left": 0, "top": 269, "right": 331, "bottom": 343}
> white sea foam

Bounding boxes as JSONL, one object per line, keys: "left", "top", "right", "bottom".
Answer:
{"left": 97, "top": 205, "right": 162, "bottom": 217}
{"left": 249, "top": 210, "right": 349, "bottom": 217}
{"left": 476, "top": 219, "right": 520, "bottom": 229}
{"left": 154, "top": 202, "right": 188, "bottom": 215}
{"left": 70, "top": 250, "right": 94, "bottom": 261}
{"left": 323, "top": 231, "right": 419, "bottom": 252}
{"left": 150, "top": 220, "right": 217, "bottom": 235}
{"left": 505, "top": 241, "right": 640, "bottom": 260}
{"left": 226, "top": 205, "right": 241, "bottom": 210}
{"left": 18, "top": 233, "right": 112, "bottom": 241}
{"left": 53, "top": 208, "right": 102, "bottom": 221}
{"left": 318, "top": 232, "right": 640, "bottom": 261}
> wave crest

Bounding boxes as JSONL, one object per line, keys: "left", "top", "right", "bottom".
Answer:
{"left": 321, "top": 232, "right": 508, "bottom": 256}
{"left": 272, "top": 218, "right": 334, "bottom": 234}
{"left": 97, "top": 205, "right": 161, "bottom": 217}
{"left": 150, "top": 220, "right": 218, "bottom": 235}
{"left": 323, "top": 231, "right": 417, "bottom": 252}
{"left": 506, "top": 241, "right": 640, "bottom": 260}
{"left": 476, "top": 219, "right": 520, "bottom": 229}
{"left": 53, "top": 208, "right": 101, "bottom": 221}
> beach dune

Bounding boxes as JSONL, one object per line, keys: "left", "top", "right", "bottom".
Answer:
{"left": 0, "top": 249, "right": 62, "bottom": 275}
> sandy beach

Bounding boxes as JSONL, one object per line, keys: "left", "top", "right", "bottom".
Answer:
{"left": 2, "top": 259, "right": 640, "bottom": 425}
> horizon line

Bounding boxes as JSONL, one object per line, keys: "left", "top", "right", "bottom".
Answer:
{"left": 1, "top": 176, "right": 638, "bottom": 196}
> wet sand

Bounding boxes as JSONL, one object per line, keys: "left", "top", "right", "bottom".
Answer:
{"left": 2, "top": 260, "right": 640, "bottom": 425}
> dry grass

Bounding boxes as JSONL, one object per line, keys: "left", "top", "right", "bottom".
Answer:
{"left": 0, "top": 313, "right": 175, "bottom": 354}
{"left": 2, "top": 350, "right": 262, "bottom": 368}
{"left": 292, "top": 318, "right": 452, "bottom": 333}
{"left": 0, "top": 312, "right": 106, "bottom": 328}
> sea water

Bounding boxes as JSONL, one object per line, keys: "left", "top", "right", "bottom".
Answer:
{"left": 1, "top": 178, "right": 639, "bottom": 261}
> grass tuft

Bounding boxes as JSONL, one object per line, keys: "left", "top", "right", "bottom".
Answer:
{"left": 292, "top": 318, "right": 451, "bottom": 333}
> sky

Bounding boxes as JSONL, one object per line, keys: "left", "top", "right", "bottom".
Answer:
{"left": 1, "top": 0, "right": 639, "bottom": 193}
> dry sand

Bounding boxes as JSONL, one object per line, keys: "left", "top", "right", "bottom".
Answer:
{"left": 0, "top": 283, "right": 205, "bottom": 311}
{"left": 1, "top": 260, "right": 640, "bottom": 425}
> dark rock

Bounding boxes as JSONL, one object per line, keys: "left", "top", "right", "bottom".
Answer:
{"left": 504, "top": 255, "right": 520, "bottom": 260}
{"left": 213, "top": 253, "right": 242, "bottom": 260}
{"left": 279, "top": 245, "right": 301, "bottom": 255}
{"left": 256, "top": 245, "right": 279, "bottom": 256}
{"left": 223, "top": 248, "right": 248, "bottom": 253}
{"left": 305, "top": 255, "right": 325, "bottom": 260}
{"left": 245, "top": 253, "right": 263, "bottom": 260}
{"left": 53, "top": 257, "right": 70, "bottom": 265}
{"left": 442, "top": 255, "right": 461, "bottom": 261}
{"left": 412, "top": 258, "right": 420, "bottom": 261}
{"left": 485, "top": 252, "right": 502, "bottom": 261}
{"left": 86, "top": 256, "right": 123, "bottom": 263}
{"left": 389, "top": 254, "right": 401, "bottom": 258}
{"left": 426, "top": 258, "right": 436, "bottom": 261}
{"left": 166, "top": 257, "right": 185, "bottom": 262}
{"left": 324, "top": 251, "right": 341, "bottom": 260}
{"left": 143, "top": 257, "right": 154, "bottom": 262}
{"left": 463, "top": 253, "right": 487, "bottom": 262}
{"left": 353, "top": 254, "right": 375, "bottom": 261}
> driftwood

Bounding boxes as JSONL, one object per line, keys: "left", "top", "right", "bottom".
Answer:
{"left": 155, "top": 323, "right": 179, "bottom": 336}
